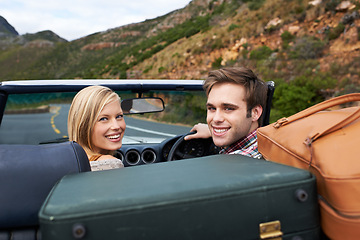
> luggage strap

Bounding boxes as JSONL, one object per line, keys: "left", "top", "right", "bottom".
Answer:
{"left": 274, "top": 93, "right": 360, "bottom": 143}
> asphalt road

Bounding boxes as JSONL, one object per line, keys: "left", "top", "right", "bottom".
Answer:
{"left": 0, "top": 104, "right": 192, "bottom": 145}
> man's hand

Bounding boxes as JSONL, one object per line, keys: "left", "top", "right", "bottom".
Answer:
{"left": 184, "top": 123, "right": 211, "bottom": 141}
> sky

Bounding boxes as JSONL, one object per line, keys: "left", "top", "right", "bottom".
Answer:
{"left": 0, "top": 0, "right": 192, "bottom": 41}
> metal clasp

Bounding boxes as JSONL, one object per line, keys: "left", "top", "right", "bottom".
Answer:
{"left": 259, "top": 220, "right": 283, "bottom": 240}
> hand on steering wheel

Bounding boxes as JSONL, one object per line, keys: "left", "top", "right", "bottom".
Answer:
{"left": 167, "top": 132, "right": 196, "bottom": 161}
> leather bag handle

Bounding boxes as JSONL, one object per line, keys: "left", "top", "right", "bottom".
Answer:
{"left": 274, "top": 93, "right": 360, "bottom": 143}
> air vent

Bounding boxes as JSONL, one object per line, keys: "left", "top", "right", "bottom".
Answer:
{"left": 125, "top": 150, "right": 140, "bottom": 166}
{"left": 141, "top": 149, "right": 157, "bottom": 164}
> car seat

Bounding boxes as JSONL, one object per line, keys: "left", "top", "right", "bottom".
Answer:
{"left": 0, "top": 141, "right": 90, "bottom": 240}
{"left": 262, "top": 81, "right": 275, "bottom": 127}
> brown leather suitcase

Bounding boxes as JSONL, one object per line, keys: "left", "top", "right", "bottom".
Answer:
{"left": 257, "top": 93, "right": 360, "bottom": 240}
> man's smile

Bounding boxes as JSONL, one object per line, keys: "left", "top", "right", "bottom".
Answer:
{"left": 212, "top": 127, "right": 230, "bottom": 136}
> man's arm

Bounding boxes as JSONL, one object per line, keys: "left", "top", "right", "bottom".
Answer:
{"left": 184, "top": 123, "right": 211, "bottom": 141}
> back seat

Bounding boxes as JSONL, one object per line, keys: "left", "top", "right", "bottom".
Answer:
{"left": 0, "top": 141, "right": 90, "bottom": 240}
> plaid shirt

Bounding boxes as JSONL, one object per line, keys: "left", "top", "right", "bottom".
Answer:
{"left": 219, "top": 129, "right": 262, "bottom": 159}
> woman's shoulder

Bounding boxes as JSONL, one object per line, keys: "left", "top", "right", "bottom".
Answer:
{"left": 98, "top": 154, "right": 120, "bottom": 161}
{"left": 90, "top": 155, "right": 124, "bottom": 171}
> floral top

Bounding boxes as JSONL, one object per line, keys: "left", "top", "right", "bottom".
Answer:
{"left": 89, "top": 154, "right": 124, "bottom": 171}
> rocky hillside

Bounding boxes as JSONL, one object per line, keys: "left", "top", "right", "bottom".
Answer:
{"left": 0, "top": 0, "right": 359, "bottom": 119}
{"left": 133, "top": 0, "right": 360, "bottom": 81}
{"left": 0, "top": 16, "right": 18, "bottom": 37}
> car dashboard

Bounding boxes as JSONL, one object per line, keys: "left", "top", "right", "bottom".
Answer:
{"left": 118, "top": 134, "right": 219, "bottom": 167}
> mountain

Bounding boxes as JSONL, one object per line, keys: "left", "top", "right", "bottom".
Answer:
{"left": 0, "top": 16, "right": 18, "bottom": 37}
{"left": 0, "top": 0, "right": 359, "bottom": 119}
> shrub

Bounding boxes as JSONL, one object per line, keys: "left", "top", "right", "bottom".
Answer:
{"left": 185, "top": 27, "right": 200, "bottom": 38}
{"left": 338, "top": 83, "right": 360, "bottom": 95}
{"left": 119, "top": 71, "right": 127, "bottom": 79}
{"left": 249, "top": 45, "right": 273, "bottom": 60}
{"left": 273, "top": 81, "right": 316, "bottom": 117}
{"left": 155, "top": 93, "right": 207, "bottom": 125}
{"left": 289, "top": 36, "right": 325, "bottom": 59}
{"left": 193, "top": 47, "right": 205, "bottom": 55}
{"left": 212, "top": 57, "right": 223, "bottom": 69}
{"left": 143, "top": 65, "right": 153, "bottom": 74}
{"left": 158, "top": 67, "right": 166, "bottom": 73}
{"left": 211, "top": 38, "right": 224, "bottom": 50}
{"left": 228, "top": 24, "right": 240, "bottom": 32}
{"left": 272, "top": 73, "right": 338, "bottom": 118}
{"left": 325, "top": 0, "right": 341, "bottom": 12}
{"left": 212, "top": 0, "right": 241, "bottom": 17}
{"left": 328, "top": 23, "right": 345, "bottom": 40}
{"left": 246, "top": 0, "right": 265, "bottom": 11}
{"left": 158, "top": 66, "right": 166, "bottom": 73}
{"left": 281, "top": 31, "right": 295, "bottom": 49}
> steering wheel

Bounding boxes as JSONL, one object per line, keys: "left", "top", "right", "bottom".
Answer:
{"left": 167, "top": 132, "right": 219, "bottom": 161}
{"left": 167, "top": 132, "right": 194, "bottom": 161}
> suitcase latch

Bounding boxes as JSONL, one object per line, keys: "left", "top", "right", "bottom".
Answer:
{"left": 259, "top": 220, "right": 283, "bottom": 240}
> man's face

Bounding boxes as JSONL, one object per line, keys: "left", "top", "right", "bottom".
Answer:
{"left": 206, "top": 82, "right": 256, "bottom": 148}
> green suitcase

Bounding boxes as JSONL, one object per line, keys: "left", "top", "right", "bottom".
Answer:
{"left": 39, "top": 154, "right": 320, "bottom": 239}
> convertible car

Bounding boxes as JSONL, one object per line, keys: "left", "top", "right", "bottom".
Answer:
{"left": 0, "top": 79, "right": 324, "bottom": 240}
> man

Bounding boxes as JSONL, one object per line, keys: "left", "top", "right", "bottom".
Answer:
{"left": 185, "top": 67, "right": 268, "bottom": 158}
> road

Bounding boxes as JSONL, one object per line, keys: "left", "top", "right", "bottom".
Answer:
{"left": 0, "top": 104, "right": 192, "bottom": 145}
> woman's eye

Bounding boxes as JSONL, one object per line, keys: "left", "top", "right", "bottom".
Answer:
{"left": 116, "top": 114, "right": 123, "bottom": 119}
{"left": 99, "top": 117, "right": 108, "bottom": 121}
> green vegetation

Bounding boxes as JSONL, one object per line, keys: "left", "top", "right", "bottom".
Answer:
{"left": 5, "top": 92, "right": 75, "bottom": 110}
{"left": 288, "top": 36, "right": 325, "bottom": 59}
{"left": 249, "top": 46, "right": 273, "bottom": 60}
{"left": 258, "top": 64, "right": 339, "bottom": 122}
{"left": 272, "top": 73, "right": 337, "bottom": 117}
{"left": 156, "top": 92, "right": 207, "bottom": 126}
{"left": 228, "top": 23, "right": 240, "bottom": 32}
{"left": 212, "top": 57, "right": 223, "bottom": 68}
{"left": 327, "top": 23, "right": 345, "bottom": 40}
{"left": 325, "top": 0, "right": 342, "bottom": 12}
{"left": 242, "top": 0, "right": 266, "bottom": 11}
{"left": 281, "top": 31, "right": 295, "bottom": 49}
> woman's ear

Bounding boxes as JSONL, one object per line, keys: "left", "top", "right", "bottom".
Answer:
{"left": 251, "top": 105, "right": 263, "bottom": 122}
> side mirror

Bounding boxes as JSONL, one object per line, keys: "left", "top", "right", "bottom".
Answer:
{"left": 121, "top": 97, "right": 165, "bottom": 115}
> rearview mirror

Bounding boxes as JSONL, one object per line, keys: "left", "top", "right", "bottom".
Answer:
{"left": 121, "top": 97, "right": 165, "bottom": 115}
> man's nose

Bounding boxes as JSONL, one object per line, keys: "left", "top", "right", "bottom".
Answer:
{"left": 213, "top": 110, "right": 224, "bottom": 122}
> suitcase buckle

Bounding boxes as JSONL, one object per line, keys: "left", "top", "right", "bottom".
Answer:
{"left": 259, "top": 220, "right": 283, "bottom": 240}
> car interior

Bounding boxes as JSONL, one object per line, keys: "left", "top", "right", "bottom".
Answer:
{"left": 0, "top": 80, "right": 275, "bottom": 239}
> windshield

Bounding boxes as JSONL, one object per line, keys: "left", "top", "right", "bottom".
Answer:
{"left": 0, "top": 90, "right": 206, "bottom": 145}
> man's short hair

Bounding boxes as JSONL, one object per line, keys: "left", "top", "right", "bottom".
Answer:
{"left": 203, "top": 67, "right": 268, "bottom": 125}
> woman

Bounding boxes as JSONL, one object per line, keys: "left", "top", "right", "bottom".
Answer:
{"left": 68, "top": 85, "right": 125, "bottom": 171}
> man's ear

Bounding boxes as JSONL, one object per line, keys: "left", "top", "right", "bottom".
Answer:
{"left": 251, "top": 105, "right": 263, "bottom": 122}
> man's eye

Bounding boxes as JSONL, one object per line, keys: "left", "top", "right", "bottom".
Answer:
{"left": 225, "top": 107, "right": 235, "bottom": 111}
{"left": 207, "top": 107, "right": 215, "bottom": 111}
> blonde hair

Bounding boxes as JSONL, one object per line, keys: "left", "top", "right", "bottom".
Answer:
{"left": 68, "top": 86, "right": 120, "bottom": 155}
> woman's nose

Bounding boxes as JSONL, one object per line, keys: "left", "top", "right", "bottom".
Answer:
{"left": 110, "top": 118, "right": 121, "bottom": 129}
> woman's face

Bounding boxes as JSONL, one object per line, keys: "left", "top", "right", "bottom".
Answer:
{"left": 91, "top": 100, "right": 126, "bottom": 154}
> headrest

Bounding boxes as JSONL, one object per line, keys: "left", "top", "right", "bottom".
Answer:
{"left": 0, "top": 141, "right": 90, "bottom": 229}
